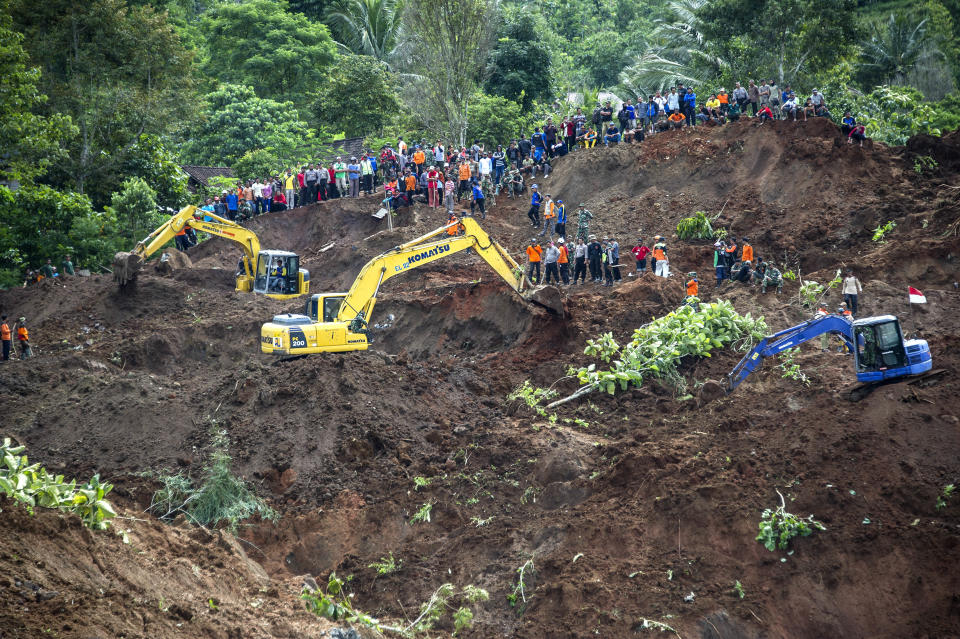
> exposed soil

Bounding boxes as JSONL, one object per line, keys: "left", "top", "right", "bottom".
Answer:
{"left": 2, "top": 119, "right": 960, "bottom": 638}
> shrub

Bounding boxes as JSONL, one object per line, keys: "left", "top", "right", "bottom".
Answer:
{"left": 676, "top": 211, "right": 715, "bottom": 240}
{"left": 756, "top": 490, "right": 825, "bottom": 551}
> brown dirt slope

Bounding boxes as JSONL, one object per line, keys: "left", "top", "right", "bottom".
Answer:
{"left": 1, "top": 119, "right": 960, "bottom": 639}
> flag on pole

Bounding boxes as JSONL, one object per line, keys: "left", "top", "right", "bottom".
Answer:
{"left": 908, "top": 286, "right": 926, "bottom": 304}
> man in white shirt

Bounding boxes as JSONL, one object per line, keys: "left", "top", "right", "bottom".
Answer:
{"left": 251, "top": 180, "right": 264, "bottom": 215}
{"left": 781, "top": 95, "right": 798, "bottom": 120}
{"left": 666, "top": 88, "right": 680, "bottom": 115}
{"left": 479, "top": 152, "right": 492, "bottom": 178}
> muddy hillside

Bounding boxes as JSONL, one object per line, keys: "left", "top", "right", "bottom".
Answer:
{"left": 2, "top": 120, "right": 959, "bottom": 639}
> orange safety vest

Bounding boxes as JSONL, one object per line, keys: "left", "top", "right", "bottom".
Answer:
{"left": 668, "top": 113, "right": 684, "bottom": 123}
{"left": 725, "top": 243, "right": 737, "bottom": 257}
{"left": 558, "top": 245, "right": 568, "bottom": 264}
{"left": 413, "top": 151, "right": 425, "bottom": 165}
{"left": 686, "top": 279, "right": 698, "bottom": 296}
{"left": 447, "top": 217, "right": 459, "bottom": 235}
{"left": 404, "top": 175, "right": 417, "bottom": 190}
{"left": 718, "top": 93, "right": 729, "bottom": 104}
{"left": 0, "top": 322, "right": 10, "bottom": 341}
{"left": 544, "top": 202, "right": 556, "bottom": 219}
{"left": 17, "top": 326, "right": 28, "bottom": 341}
{"left": 653, "top": 246, "right": 666, "bottom": 261}
{"left": 741, "top": 244, "right": 753, "bottom": 263}
{"left": 458, "top": 164, "right": 471, "bottom": 180}
{"left": 526, "top": 245, "right": 542, "bottom": 262}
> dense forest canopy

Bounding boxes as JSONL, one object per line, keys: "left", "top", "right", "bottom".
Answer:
{"left": 1, "top": 0, "right": 959, "bottom": 285}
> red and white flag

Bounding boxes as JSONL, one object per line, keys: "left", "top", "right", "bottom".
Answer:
{"left": 908, "top": 286, "right": 926, "bottom": 304}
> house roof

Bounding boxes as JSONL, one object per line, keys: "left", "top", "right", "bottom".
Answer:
{"left": 180, "top": 165, "right": 234, "bottom": 188}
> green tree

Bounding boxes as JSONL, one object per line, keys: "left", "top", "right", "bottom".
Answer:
{"left": 202, "top": 0, "right": 337, "bottom": 108}
{"left": 697, "top": 0, "right": 859, "bottom": 86}
{"left": 119, "top": 135, "right": 190, "bottom": 211}
{"left": 406, "top": 0, "right": 498, "bottom": 143}
{"left": 180, "top": 85, "right": 311, "bottom": 167}
{"left": 324, "top": 0, "right": 409, "bottom": 68}
{"left": 574, "top": 31, "right": 631, "bottom": 89}
{"left": 0, "top": 185, "right": 118, "bottom": 282}
{"left": 311, "top": 55, "right": 400, "bottom": 137}
{"left": 465, "top": 92, "right": 531, "bottom": 147}
{"left": 106, "top": 177, "right": 163, "bottom": 248}
{"left": 0, "top": 12, "right": 73, "bottom": 184}
{"left": 233, "top": 149, "right": 283, "bottom": 183}
{"left": 484, "top": 12, "right": 553, "bottom": 109}
{"left": 10, "top": 0, "right": 195, "bottom": 204}
{"left": 859, "top": 13, "right": 941, "bottom": 87}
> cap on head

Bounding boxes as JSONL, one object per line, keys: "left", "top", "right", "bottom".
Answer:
{"left": 19, "top": 316, "right": 25, "bottom": 322}
{"left": 557, "top": 237, "right": 564, "bottom": 243}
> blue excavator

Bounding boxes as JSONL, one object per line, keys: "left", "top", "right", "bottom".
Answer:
{"left": 728, "top": 313, "right": 935, "bottom": 398}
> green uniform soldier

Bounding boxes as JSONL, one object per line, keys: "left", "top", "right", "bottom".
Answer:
{"left": 62, "top": 255, "right": 75, "bottom": 276}
{"left": 481, "top": 175, "right": 496, "bottom": 208}
{"left": 576, "top": 204, "right": 593, "bottom": 242}
{"left": 762, "top": 265, "right": 783, "bottom": 294}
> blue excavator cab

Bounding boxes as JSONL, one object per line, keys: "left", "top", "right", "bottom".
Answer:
{"left": 852, "top": 316, "right": 932, "bottom": 382}
{"left": 728, "top": 313, "right": 932, "bottom": 392}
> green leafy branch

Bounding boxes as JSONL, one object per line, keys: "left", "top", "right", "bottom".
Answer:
{"left": 0, "top": 438, "right": 116, "bottom": 530}
{"left": 756, "top": 490, "right": 825, "bottom": 552}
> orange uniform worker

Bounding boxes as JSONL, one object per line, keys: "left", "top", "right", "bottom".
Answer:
{"left": 413, "top": 149, "right": 426, "bottom": 174}
{"left": 686, "top": 272, "right": 699, "bottom": 297}
{"left": 668, "top": 112, "right": 685, "bottom": 129}
{"left": 741, "top": 238, "right": 753, "bottom": 264}
{"left": 16, "top": 317, "right": 32, "bottom": 359}
{"left": 1, "top": 314, "right": 11, "bottom": 361}
{"left": 457, "top": 162, "right": 471, "bottom": 201}
{"left": 525, "top": 238, "right": 543, "bottom": 284}
{"left": 557, "top": 237, "right": 570, "bottom": 285}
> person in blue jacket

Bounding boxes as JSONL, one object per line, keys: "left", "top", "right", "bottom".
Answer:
{"left": 554, "top": 199, "right": 567, "bottom": 239}
{"left": 528, "top": 184, "right": 542, "bottom": 227}
{"left": 684, "top": 88, "right": 697, "bottom": 126}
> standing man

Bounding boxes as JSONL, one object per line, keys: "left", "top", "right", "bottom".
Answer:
{"left": 492, "top": 146, "right": 506, "bottom": 191}
{"left": 1, "top": 315, "right": 11, "bottom": 361}
{"left": 563, "top": 117, "right": 576, "bottom": 153}
{"left": 444, "top": 173, "right": 456, "bottom": 213}
{"left": 554, "top": 199, "right": 567, "bottom": 240}
{"left": 226, "top": 187, "right": 239, "bottom": 219}
{"left": 587, "top": 234, "right": 603, "bottom": 283}
{"left": 544, "top": 119, "right": 558, "bottom": 158}
{"left": 41, "top": 258, "right": 54, "bottom": 279}
{"left": 16, "top": 317, "right": 31, "bottom": 359}
{"left": 732, "top": 82, "right": 748, "bottom": 113}
{"left": 747, "top": 80, "right": 759, "bottom": 116}
{"left": 557, "top": 237, "right": 570, "bottom": 285}
{"left": 528, "top": 184, "right": 542, "bottom": 228}
{"left": 525, "top": 238, "right": 542, "bottom": 284}
{"left": 713, "top": 240, "right": 727, "bottom": 286}
{"left": 334, "top": 157, "right": 348, "bottom": 197}
{"left": 360, "top": 154, "right": 374, "bottom": 196}
{"left": 471, "top": 180, "right": 486, "bottom": 219}
{"left": 576, "top": 203, "right": 593, "bottom": 242}
{"left": 610, "top": 237, "right": 621, "bottom": 282}
{"left": 426, "top": 165, "right": 440, "bottom": 208}
{"left": 61, "top": 255, "right": 75, "bottom": 277}
{"left": 631, "top": 238, "right": 649, "bottom": 276}
{"left": 653, "top": 238, "right": 669, "bottom": 277}
{"left": 540, "top": 193, "right": 555, "bottom": 238}
{"left": 347, "top": 157, "right": 361, "bottom": 198}
{"left": 304, "top": 164, "right": 319, "bottom": 203}
{"left": 842, "top": 269, "right": 862, "bottom": 315}
{"left": 572, "top": 237, "right": 587, "bottom": 284}
{"left": 684, "top": 87, "right": 697, "bottom": 127}
{"left": 543, "top": 241, "right": 560, "bottom": 284}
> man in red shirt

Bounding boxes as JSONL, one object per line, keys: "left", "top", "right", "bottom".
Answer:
{"left": 631, "top": 237, "right": 651, "bottom": 276}
{"left": 426, "top": 166, "right": 440, "bottom": 208}
{"left": 563, "top": 117, "right": 576, "bottom": 153}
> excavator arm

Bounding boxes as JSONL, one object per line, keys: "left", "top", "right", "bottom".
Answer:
{"left": 727, "top": 314, "right": 854, "bottom": 392}
{"left": 114, "top": 205, "right": 261, "bottom": 286}
{"left": 334, "top": 216, "right": 530, "bottom": 330}
{"left": 261, "top": 215, "right": 562, "bottom": 355}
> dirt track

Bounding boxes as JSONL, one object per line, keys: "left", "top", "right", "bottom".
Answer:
{"left": 2, "top": 119, "right": 959, "bottom": 638}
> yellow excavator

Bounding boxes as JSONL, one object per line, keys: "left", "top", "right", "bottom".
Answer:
{"left": 260, "top": 215, "right": 562, "bottom": 355}
{"left": 113, "top": 205, "right": 309, "bottom": 300}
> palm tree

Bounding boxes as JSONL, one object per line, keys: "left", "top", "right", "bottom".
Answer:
{"left": 617, "top": 0, "right": 726, "bottom": 99}
{"left": 858, "top": 12, "right": 943, "bottom": 86}
{"left": 324, "top": 0, "right": 410, "bottom": 68}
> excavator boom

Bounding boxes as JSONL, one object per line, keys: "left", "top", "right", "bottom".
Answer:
{"left": 261, "top": 215, "right": 561, "bottom": 355}
{"left": 112, "top": 205, "right": 308, "bottom": 299}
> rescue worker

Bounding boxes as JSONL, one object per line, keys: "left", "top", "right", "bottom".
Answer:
{"left": 540, "top": 193, "right": 556, "bottom": 238}
{"left": 174, "top": 223, "right": 190, "bottom": 252}
{"left": 609, "top": 237, "right": 621, "bottom": 282}
{"left": 525, "top": 238, "right": 542, "bottom": 284}
{"left": 1, "top": 315, "right": 10, "bottom": 361}
{"left": 761, "top": 263, "right": 782, "bottom": 294}
{"left": 528, "top": 185, "right": 542, "bottom": 227}
{"left": 602, "top": 238, "right": 615, "bottom": 286}
{"left": 685, "top": 272, "right": 699, "bottom": 309}
{"left": 587, "top": 234, "right": 603, "bottom": 282}
{"left": 40, "top": 259, "right": 54, "bottom": 279}
{"left": 713, "top": 240, "right": 727, "bottom": 286}
{"left": 557, "top": 237, "right": 570, "bottom": 285}
{"left": 62, "top": 255, "right": 75, "bottom": 277}
{"left": 573, "top": 237, "right": 588, "bottom": 284}
{"left": 741, "top": 238, "right": 754, "bottom": 264}
{"left": 554, "top": 200, "right": 567, "bottom": 239}
{"left": 576, "top": 203, "right": 593, "bottom": 242}
{"left": 731, "top": 260, "right": 752, "bottom": 283}
{"left": 653, "top": 238, "right": 669, "bottom": 277}
{"left": 724, "top": 236, "right": 739, "bottom": 269}
{"left": 16, "top": 317, "right": 31, "bottom": 359}
{"left": 446, "top": 212, "right": 460, "bottom": 235}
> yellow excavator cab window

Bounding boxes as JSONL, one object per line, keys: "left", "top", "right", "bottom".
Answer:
{"left": 323, "top": 296, "right": 344, "bottom": 322}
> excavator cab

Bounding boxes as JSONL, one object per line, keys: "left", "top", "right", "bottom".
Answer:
{"left": 852, "top": 316, "right": 932, "bottom": 382}
{"left": 305, "top": 293, "right": 347, "bottom": 322}
{"left": 252, "top": 250, "right": 310, "bottom": 300}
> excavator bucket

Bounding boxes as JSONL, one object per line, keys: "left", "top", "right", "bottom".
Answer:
{"left": 525, "top": 285, "right": 565, "bottom": 315}
{"left": 113, "top": 251, "right": 142, "bottom": 287}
